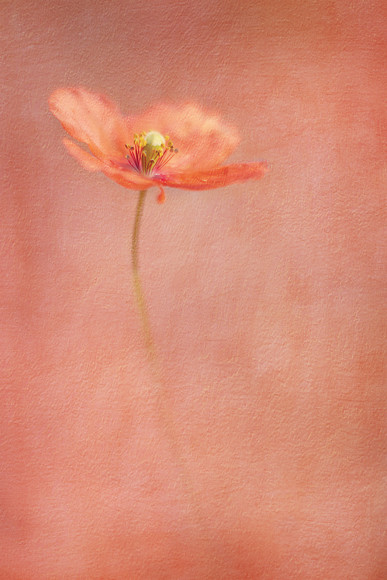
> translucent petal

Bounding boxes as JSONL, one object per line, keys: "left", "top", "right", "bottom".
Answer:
{"left": 132, "top": 103, "right": 240, "bottom": 172}
{"left": 159, "top": 162, "right": 269, "bottom": 190}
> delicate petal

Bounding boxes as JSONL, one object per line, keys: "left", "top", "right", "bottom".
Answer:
{"left": 63, "top": 139, "right": 104, "bottom": 171}
{"left": 159, "top": 162, "right": 269, "bottom": 190}
{"left": 49, "top": 88, "right": 130, "bottom": 157}
{"left": 63, "top": 139, "right": 153, "bottom": 190}
{"left": 132, "top": 103, "right": 240, "bottom": 172}
{"left": 100, "top": 164, "right": 154, "bottom": 191}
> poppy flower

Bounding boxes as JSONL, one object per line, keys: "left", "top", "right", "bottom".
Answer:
{"left": 49, "top": 88, "right": 268, "bottom": 203}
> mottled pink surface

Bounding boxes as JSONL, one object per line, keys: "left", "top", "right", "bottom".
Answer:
{"left": 1, "top": 1, "right": 386, "bottom": 578}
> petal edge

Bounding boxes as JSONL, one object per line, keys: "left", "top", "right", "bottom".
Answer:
{"left": 160, "top": 162, "right": 269, "bottom": 190}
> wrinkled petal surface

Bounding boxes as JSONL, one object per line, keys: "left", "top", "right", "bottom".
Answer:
{"left": 63, "top": 139, "right": 153, "bottom": 189}
{"left": 100, "top": 164, "right": 154, "bottom": 190}
{"left": 63, "top": 138, "right": 104, "bottom": 171}
{"left": 49, "top": 88, "right": 130, "bottom": 158}
{"left": 132, "top": 103, "right": 240, "bottom": 172}
{"left": 160, "top": 161, "right": 269, "bottom": 190}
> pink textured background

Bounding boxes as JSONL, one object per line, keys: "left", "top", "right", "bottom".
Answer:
{"left": 1, "top": 1, "right": 386, "bottom": 578}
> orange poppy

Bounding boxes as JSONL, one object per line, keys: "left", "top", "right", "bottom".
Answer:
{"left": 49, "top": 88, "right": 268, "bottom": 203}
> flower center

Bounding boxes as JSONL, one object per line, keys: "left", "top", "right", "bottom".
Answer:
{"left": 125, "top": 131, "right": 177, "bottom": 175}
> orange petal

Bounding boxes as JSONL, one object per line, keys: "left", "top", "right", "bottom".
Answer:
{"left": 49, "top": 88, "right": 130, "bottom": 158}
{"left": 63, "top": 139, "right": 153, "bottom": 190}
{"left": 132, "top": 103, "right": 240, "bottom": 172}
{"left": 63, "top": 139, "right": 104, "bottom": 171}
{"left": 160, "top": 162, "right": 269, "bottom": 190}
{"left": 100, "top": 164, "right": 154, "bottom": 191}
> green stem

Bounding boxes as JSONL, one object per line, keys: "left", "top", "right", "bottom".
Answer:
{"left": 131, "top": 189, "right": 155, "bottom": 359}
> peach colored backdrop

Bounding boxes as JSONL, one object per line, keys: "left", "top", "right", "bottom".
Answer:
{"left": 1, "top": 1, "right": 386, "bottom": 578}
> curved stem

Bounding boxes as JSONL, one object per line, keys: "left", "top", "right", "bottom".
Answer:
{"left": 131, "top": 189, "right": 155, "bottom": 359}
{"left": 130, "top": 189, "right": 209, "bottom": 545}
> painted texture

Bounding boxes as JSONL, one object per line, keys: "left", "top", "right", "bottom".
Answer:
{"left": 0, "top": 0, "right": 386, "bottom": 578}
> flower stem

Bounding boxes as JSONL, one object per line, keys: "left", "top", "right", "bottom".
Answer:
{"left": 131, "top": 189, "right": 155, "bottom": 361}
{"left": 129, "top": 189, "right": 210, "bottom": 548}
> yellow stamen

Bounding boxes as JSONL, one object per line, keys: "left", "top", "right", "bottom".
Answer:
{"left": 126, "top": 130, "right": 177, "bottom": 175}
